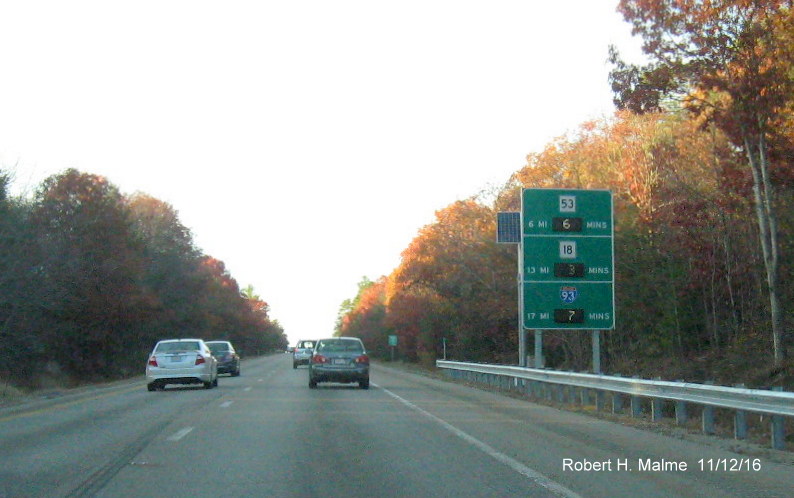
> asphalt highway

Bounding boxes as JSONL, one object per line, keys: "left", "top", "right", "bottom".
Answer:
{"left": 1, "top": 354, "right": 792, "bottom": 497}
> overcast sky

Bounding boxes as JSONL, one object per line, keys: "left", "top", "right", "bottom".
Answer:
{"left": 1, "top": 0, "right": 643, "bottom": 344}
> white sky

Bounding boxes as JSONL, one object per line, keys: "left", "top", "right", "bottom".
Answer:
{"left": 1, "top": 0, "right": 643, "bottom": 345}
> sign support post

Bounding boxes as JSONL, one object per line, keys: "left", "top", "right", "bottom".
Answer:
{"left": 592, "top": 330, "right": 601, "bottom": 374}
{"left": 496, "top": 211, "right": 525, "bottom": 367}
{"left": 517, "top": 243, "right": 526, "bottom": 367}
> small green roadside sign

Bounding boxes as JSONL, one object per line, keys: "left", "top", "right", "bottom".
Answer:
{"left": 522, "top": 189, "right": 614, "bottom": 330}
{"left": 388, "top": 335, "right": 398, "bottom": 347}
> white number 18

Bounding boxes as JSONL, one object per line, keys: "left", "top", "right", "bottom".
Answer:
{"left": 559, "top": 241, "right": 577, "bottom": 259}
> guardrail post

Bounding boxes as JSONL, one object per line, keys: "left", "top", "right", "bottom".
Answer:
{"left": 675, "top": 384, "right": 688, "bottom": 425}
{"left": 702, "top": 381, "right": 716, "bottom": 435}
{"left": 650, "top": 377, "right": 664, "bottom": 421}
{"left": 611, "top": 374, "right": 623, "bottom": 414}
{"left": 595, "top": 390, "right": 605, "bottom": 411}
{"left": 734, "top": 383, "right": 747, "bottom": 440}
{"left": 580, "top": 388, "right": 590, "bottom": 407}
{"left": 771, "top": 386, "right": 786, "bottom": 450}
{"left": 568, "top": 385, "right": 577, "bottom": 405}
{"left": 675, "top": 403, "right": 687, "bottom": 424}
{"left": 612, "top": 392, "right": 623, "bottom": 414}
{"left": 702, "top": 405, "right": 715, "bottom": 434}
{"left": 651, "top": 399, "right": 663, "bottom": 421}
{"left": 630, "top": 376, "right": 642, "bottom": 418}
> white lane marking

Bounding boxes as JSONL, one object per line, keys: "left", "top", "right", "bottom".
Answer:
{"left": 257, "top": 378, "right": 264, "bottom": 382}
{"left": 244, "top": 387, "right": 252, "bottom": 392}
{"left": 167, "top": 427, "right": 194, "bottom": 441}
{"left": 373, "top": 383, "right": 581, "bottom": 498}
{"left": 220, "top": 401, "right": 233, "bottom": 408}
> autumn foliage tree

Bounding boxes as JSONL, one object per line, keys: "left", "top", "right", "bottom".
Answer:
{"left": 331, "top": 4, "right": 793, "bottom": 383}
{"left": 30, "top": 170, "right": 147, "bottom": 377}
{"left": 337, "top": 200, "right": 518, "bottom": 365}
{"left": 0, "top": 168, "right": 285, "bottom": 387}
{"left": 611, "top": 0, "right": 794, "bottom": 365}
{"left": 336, "top": 106, "right": 791, "bottom": 383}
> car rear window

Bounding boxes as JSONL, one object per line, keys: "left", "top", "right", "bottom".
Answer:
{"left": 317, "top": 340, "right": 363, "bottom": 353}
{"left": 155, "top": 341, "right": 201, "bottom": 353}
{"left": 208, "top": 344, "right": 230, "bottom": 354}
{"left": 297, "top": 341, "right": 314, "bottom": 349}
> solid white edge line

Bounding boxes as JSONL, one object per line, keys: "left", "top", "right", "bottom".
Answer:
{"left": 166, "top": 427, "right": 194, "bottom": 441}
{"left": 220, "top": 401, "right": 233, "bottom": 408}
{"left": 373, "top": 383, "right": 581, "bottom": 498}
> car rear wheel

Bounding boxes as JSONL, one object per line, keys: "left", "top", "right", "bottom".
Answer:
{"left": 204, "top": 380, "right": 213, "bottom": 389}
{"left": 293, "top": 362, "right": 297, "bottom": 369}
{"left": 309, "top": 378, "right": 317, "bottom": 389}
{"left": 213, "top": 376, "right": 219, "bottom": 387}
{"left": 232, "top": 368, "right": 240, "bottom": 377}
{"left": 359, "top": 379, "right": 369, "bottom": 389}
{"left": 147, "top": 383, "right": 157, "bottom": 392}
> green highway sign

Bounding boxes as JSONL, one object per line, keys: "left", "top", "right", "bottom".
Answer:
{"left": 522, "top": 189, "right": 614, "bottom": 330}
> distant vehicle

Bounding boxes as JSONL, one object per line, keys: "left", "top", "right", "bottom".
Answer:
{"left": 308, "top": 337, "right": 369, "bottom": 389}
{"left": 206, "top": 340, "right": 241, "bottom": 377}
{"left": 292, "top": 340, "right": 315, "bottom": 369}
{"left": 146, "top": 339, "right": 218, "bottom": 391}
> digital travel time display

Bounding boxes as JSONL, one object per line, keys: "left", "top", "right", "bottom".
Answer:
{"left": 522, "top": 189, "right": 615, "bottom": 330}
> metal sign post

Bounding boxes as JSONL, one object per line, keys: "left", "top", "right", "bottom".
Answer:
{"left": 497, "top": 212, "right": 525, "bottom": 366}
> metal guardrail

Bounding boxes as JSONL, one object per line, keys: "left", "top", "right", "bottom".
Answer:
{"left": 436, "top": 360, "right": 792, "bottom": 450}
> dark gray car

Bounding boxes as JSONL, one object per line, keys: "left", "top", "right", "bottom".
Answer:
{"left": 308, "top": 337, "right": 369, "bottom": 389}
{"left": 206, "top": 340, "right": 241, "bottom": 376}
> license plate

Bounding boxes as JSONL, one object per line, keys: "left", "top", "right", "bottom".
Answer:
{"left": 333, "top": 358, "right": 347, "bottom": 365}
{"left": 170, "top": 356, "right": 183, "bottom": 362}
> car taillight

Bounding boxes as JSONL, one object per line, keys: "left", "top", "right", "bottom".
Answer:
{"left": 148, "top": 356, "right": 158, "bottom": 367}
{"left": 195, "top": 355, "right": 206, "bottom": 365}
{"left": 312, "top": 354, "right": 328, "bottom": 364}
{"left": 355, "top": 354, "right": 369, "bottom": 365}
